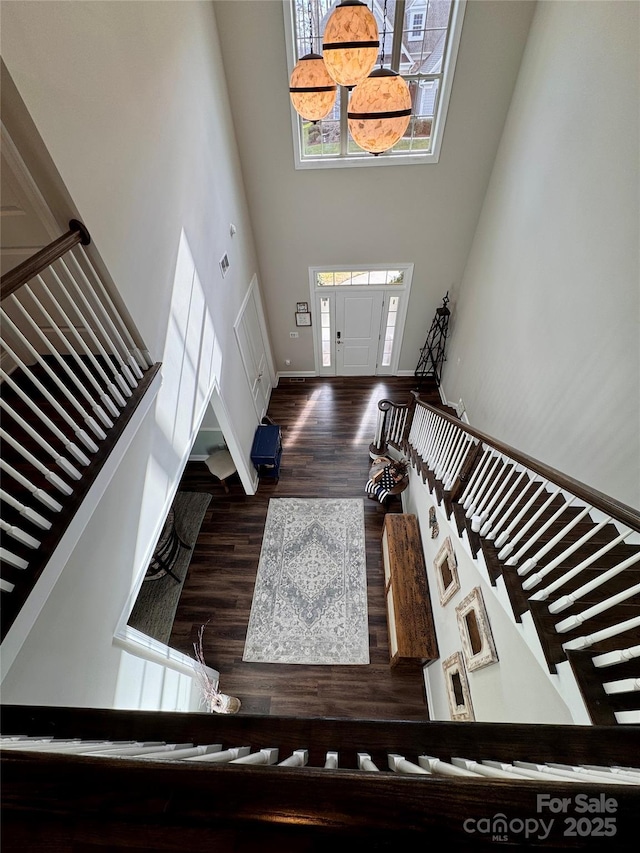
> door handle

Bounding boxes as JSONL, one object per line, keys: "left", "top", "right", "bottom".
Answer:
{"left": 336, "top": 331, "right": 342, "bottom": 345}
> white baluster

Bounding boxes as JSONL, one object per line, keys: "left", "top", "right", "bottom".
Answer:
{"left": 425, "top": 415, "right": 447, "bottom": 468}
{"left": 580, "top": 764, "right": 640, "bottom": 782}
{"left": 437, "top": 427, "right": 465, "bottom": 484}
{"left": 461, "top": 448, "right": 492, "bottom": 509}
{"left": 407, "top": 406, "right": 421, "bottom": 448}
{"left": 450, "top": 758, "right": 515, "bottom": 779}
{"left": 0, "top": 489, "right": 51, "bottom": 531}
{"left": 510, "top": 504, "right": 593, "bottom": 570}
{"left": 433, "top": 423, "right": 457, "bottom": 480}
{"left": 481, "top": 468, "right": 527, "bottom": 538}
{"left": 0, "top": 346, "right": 100, "bottom": 450}
{"left": 0, "top": 399, "right": 82, "bottom": 480}
{"left": 470, "top": 458, "right": 511, "bottom": 526}
{"left": 0, "top": 369, "right": 91, "bottom": 465}
{"left": 69, "top": 245, "right": 149, "bottom": 372}
{"left": 603, "top": 678, "right": 640, "bottom": 695}
{"left": 388, "top": 753, "right": 430, "bottom": 774}
{"left": 91, "top": 743, "right": 193, "bottom": 757}
{"left": 0, "top": 461, "right": 63, "bottom": 512}
{"left": 481, "top": 761, "right": 573, "bottom": 782}
{"left": 230, "top": 748, "right": 278, "bottom": 765}
{"left": 525, "top": 525, "right": 628, "bottom": 594}
{"left": 443, "top": 434, "right": 472, "bottom": 491}
{"left": 7, "top": 297, "right": 114, "bottom": 428}
{"left": 0, "top": 324, "right": 107, "bottom": 440}
{"left": 1, "top": 579, "right": 16, "bottom": 593}
{"left": 562, "top": 615, "right": 640, "bottom": 651}
{"left": 0, "top": 519, "right": 40, "bottom": 549}
{"left": 324, "top": 751, "right": 339, "bottom": 769}
{"left": 592, "top": 645, "right": 640, "bottom": 668}
{"left": 554, "top": 582, "right": 640, "bottom": 633}
{"left": 57, "top": 255, "right": 138, "bottom": 391}
{"left": 357, "top": 752, "right": 379, "bottom": 771}
{"left": 496, "top": 486, "right": 563, "bottom": 559}
{"left": 37, "top": 274, "right": 127, "bottom": 408}
{"left": 141, "top": 744, "right": 223, "bottom": 760}
{"left": 0, "top": 548, "right": 29, "bottom": 570}
{"left": 417, "top": 408, "right": 434, "bottom": 458}
{"left": 514, "top": 761, "right": 634, "bottom": 785}
{"left": 548, "top": 553, "right": 640, "bottom": 614}
{"left": 278, "top": 749, "right": 308, "bottom": 767}
{"left": 465, "top": 453, "right": 502, "bottom": 519}
{"left": 418, "top": 755, "right": 481, "bottom": 777}
{"left": 0, "top": 430, "right": 73, "bottom": 496}
{"left": 185, "top": 746, "right": 251, "bottom": 763}
{"left": 49, "top": 260, "right": 136, "bottom": 395}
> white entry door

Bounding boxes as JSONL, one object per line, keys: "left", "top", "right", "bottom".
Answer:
{"left": 335, "top": 291, "right": 385, "bottom": 375}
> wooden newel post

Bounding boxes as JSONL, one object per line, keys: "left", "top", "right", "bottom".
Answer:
{"left": 369, "top": 399, "right": 392, "bottom": 458}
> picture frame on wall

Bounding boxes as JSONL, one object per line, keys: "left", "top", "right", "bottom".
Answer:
{"left": 442, "top": 651, "right": 475, "bottom": 721}
{"left": 295, "top": 311, "right": 312, "bottom": 326}
{"left": 296, "top": 302, "right": 309, "bottom": 313}
{"left": 434, "top": 537, "right": 459, "bottom": 606}
{"left": 456, "top": 587, "right": 498, "bottom": 672}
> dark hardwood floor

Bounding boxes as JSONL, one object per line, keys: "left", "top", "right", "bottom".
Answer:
{"left": 171, "top": 376, "right": 443, "bottom": 720}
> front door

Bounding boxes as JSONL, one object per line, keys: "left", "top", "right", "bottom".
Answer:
{"left": 335, "top": 290, "right": 385, "bottom": 376}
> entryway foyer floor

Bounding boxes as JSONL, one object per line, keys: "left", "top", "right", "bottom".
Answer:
{"left": 171, "top": 376, "right": 442, "bottom": 719}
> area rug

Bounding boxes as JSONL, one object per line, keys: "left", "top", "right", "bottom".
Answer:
{"left": 243, "top": 498, "right": 369, "bottom": 665}
{"left": 128, "top": 492, "right": 211, "bottom": 645}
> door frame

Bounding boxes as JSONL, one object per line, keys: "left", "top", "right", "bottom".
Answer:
{"left": 308, "top": 263, "right": 414, "bottom": 376}
{"left": 234, "top": 274, "right": 276, "bottom": 420}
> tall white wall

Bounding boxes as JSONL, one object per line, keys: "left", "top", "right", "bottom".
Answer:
{"left": 214, "top": 0, "right": 535, "bottom": 375}
{"left": 0, "top": 1, "right": 264, "bottom": 706}
{"left": 443, "top": 0, "right": 640, "bottom": 508}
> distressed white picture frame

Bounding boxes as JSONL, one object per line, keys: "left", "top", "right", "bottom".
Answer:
{"left": 434, "top": 536, "right": 459, "bottom": 606}
{"left": 456, "top": 586, "right": 498, "bottom": 672}
{"left": 442, "top": 651, "right": 474, "bottom": 722}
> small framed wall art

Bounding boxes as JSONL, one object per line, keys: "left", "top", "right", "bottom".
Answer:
{"left": 296, "top": 302, "right": 309, "bottom": 312}
{"left": 434, "top": 536, "right": 459, "bottom": 606}
{"left": 442, "top": 651, "right": 474, "bottom": 721}
{"left": 295, "top": 311, "right": 312, "bottom": 326}
{"left": 456, "top": 586, "right": 498, "bottom": 672}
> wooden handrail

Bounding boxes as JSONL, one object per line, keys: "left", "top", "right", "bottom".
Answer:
{"left": 0, "top": 219, "right": 90, "bottom": 302}
{"left": 410, "top": 392, "right": 640, "bottom": 532}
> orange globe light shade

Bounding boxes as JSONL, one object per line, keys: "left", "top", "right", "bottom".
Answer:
{"left": 322, "top": 0, "right": 379, "bottom": 88}
{"left": 348, "top": 69, "right": 412, "bottom": 154}
{"left": 289, "top": 53, "right": 337, "bottom": 122}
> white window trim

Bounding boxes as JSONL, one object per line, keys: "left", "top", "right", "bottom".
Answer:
{"left": 283, "top": 0, "right": 466, "bottom": 170}
{"left": 308, "top": 263, "right": 413, "bottom": 375}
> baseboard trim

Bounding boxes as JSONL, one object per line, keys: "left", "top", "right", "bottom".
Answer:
{"left": 276, "top": 370, "right": 317, "bottom": 382}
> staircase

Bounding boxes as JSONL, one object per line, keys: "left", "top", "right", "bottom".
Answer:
{"left": 0, "top": 221, "right": 160, "bottom": 642}
{"left": 2, "top": 705, "right": 639, "bottom": 848}
{"left": 374, "top": 393, "right": 640, "bottom": 725}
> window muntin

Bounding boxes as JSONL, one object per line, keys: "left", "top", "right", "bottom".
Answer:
{"left": 286, "top": 0, "right": 465, "bottom": 168}
{"left": 315, "top": 268, "right": 404, "bottom": 287}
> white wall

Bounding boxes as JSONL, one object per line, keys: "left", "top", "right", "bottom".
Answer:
{"left": 0, "top": 1, "right": 265, "bottom": 706}
{"left": 214, "top": 0, "right": 535, "bottom": 375}
{"left": 442, "top": 0, "right": 640, "bottom": 508}
{"left": 402, "top": 471, "right": 575, "bottom": 724}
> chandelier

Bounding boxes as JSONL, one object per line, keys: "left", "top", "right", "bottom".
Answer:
{"left": 289, "top": 2, "right": 337, "bottom": 122}
{"left": 291, "top": 0, "right": 413, "bottom": 155}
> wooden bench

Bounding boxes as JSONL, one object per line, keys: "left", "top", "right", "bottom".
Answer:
{"left": 381, "top": 513, "right": 439, "bottom": 668}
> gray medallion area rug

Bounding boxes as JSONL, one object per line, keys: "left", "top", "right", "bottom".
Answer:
{"left": 243, "top": 498, "right": 369, "bottom": 665}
